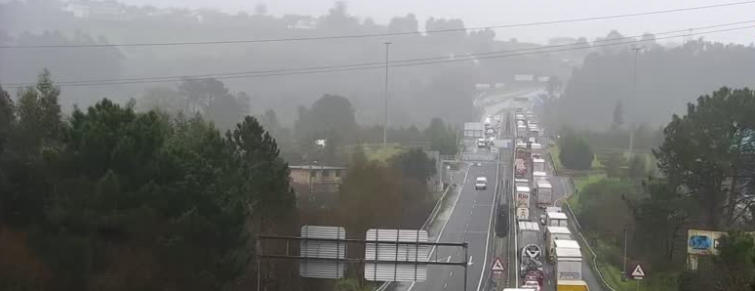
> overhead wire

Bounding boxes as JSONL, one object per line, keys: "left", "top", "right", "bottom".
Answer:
{"left": 3, "top": 21, "right": 753, "bottom": 88}
{"left": 1, "top": 1, "right": 754, "bottom": 49}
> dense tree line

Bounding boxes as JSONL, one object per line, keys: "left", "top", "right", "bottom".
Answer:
{"left": 555, "top": 40, "right": 755, "bottom": 129}
{"left": 558, "top": 129, "right": 595, "bottom": 171}
{"left": 295, "top": 146, "right": 438, "bottom": 290}
{"left": 0, "top": 71, "right": 296, "bottom": 291}
{"left": 572, "top": 87, "right": 755, "bottom": 290}
{"left": 136, "top": 78, "right": 459, "bottom": 167}
{"left": 0, "top": 0, "right": 570, "bottom": 126}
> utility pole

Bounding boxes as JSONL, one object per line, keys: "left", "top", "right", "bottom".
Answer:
{"left": 382, "top": 42, "right": 392, "bottom": 149}
{"left": 628, "top": 46, "right": 643, "bottom": 160}
{"left": 622, "top": 226, "right": 628, "bottom": 281}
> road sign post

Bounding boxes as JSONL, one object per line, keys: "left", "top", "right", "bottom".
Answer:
{"left": 632, "top": 264, "right": 645, "bottom": 291}
{"left": 631, "top": 264, "right": 645, "bottom": 280}
{"left": 491, "top": 257, "right": 505, "bottom": 272}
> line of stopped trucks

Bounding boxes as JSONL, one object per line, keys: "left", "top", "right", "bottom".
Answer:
{"left": 508, "top": 110, "right": 590, "bottom": 291}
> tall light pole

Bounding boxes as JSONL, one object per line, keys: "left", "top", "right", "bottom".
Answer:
{"left": 622, "top": 226, "right": 629, "bottom": 281}
{"left": 382, "top": 42, "right": 391, "bottom": 149}
{"left": 628, "top": 46, "right": 643, "bottom": 160}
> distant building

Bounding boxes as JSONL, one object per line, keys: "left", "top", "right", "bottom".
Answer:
{"left": 289, "top": 165, "right": 347, "bottom": 207}
{"left": 514, "top": 74, "right": 535, "bottom": 82}
{"left": 65, "top": 0, "right": 124, "bottom": 20}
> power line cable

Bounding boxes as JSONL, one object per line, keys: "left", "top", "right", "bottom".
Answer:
{"left": 3, "top": 23, "right": 753, "bottom": 88}
{"left": 1, "top": 1, "right": 754, "bottom": 49}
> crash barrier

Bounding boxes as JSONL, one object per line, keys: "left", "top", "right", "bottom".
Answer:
{"left": 563, "top": 200, "right": 618, "bottom": 291}
{"left": 376, "top": 174, "right": 457, "bottom": 291}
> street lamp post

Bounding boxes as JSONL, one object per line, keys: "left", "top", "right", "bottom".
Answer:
{"left": 628, "top": 46, "right": 643, "bottom": 160}
{"left": 382, "top": 42, "right": 392, "bottom": 149}
{"left": 622, "top": 226, "right": 629, "bottom": 281}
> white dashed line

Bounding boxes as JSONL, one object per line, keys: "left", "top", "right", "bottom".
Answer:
{"left": 444, "top": 282, "right": 448, "bottom": 289}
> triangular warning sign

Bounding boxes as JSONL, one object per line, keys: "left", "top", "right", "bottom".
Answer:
{"left": 631, "top": 265, "right": 645, "bottom": 277}
{"left": 491, "top": 257, "right": 505, "bottom": 272}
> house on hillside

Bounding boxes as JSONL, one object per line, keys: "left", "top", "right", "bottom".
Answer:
{"left": 65, "top": 0, "right": 124, "bottom": 20}
{"left": 289, "top": 165, "right": 346, "bottom": 208}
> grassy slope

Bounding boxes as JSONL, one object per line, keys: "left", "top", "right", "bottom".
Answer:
{"left": 569, "top": 175, "right": 676, "bottom": 291}
{"left": 550, "top": 145, "right": 602, "bottom": 172}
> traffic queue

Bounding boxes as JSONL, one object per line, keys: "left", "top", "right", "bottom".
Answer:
{"left": 512, "top": 109, "right": 590, "bottom": 291}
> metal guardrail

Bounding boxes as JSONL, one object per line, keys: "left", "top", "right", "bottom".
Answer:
{"left": 376, "top": 176, "right": 457, "bottom": 291}
{"left": 563, "top": 200, "right": 618, "bottom": 291}
{"left": 548, "top": 142, "right": 617, "bottom": 291}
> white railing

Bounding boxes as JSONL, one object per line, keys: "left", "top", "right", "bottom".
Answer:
{"left": 376, "top": 177, "right": 456, "bottom": 291}
{"left": 563, "top": 201, "right": 618, "bottom": 291}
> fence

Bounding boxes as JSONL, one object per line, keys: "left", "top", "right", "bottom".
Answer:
{"left": 563, "top": 195, "right": 618, "bottom": 291}
{"left": 376, "top": 175, "right": 457, "bottom": 291}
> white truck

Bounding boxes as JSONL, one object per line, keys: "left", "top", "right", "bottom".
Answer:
{"left": 555, "top": 239, "right": 581, "bottom": 251}
{"left": 533, "top": 158, "right": 545, "bottom": 173}
{"left": 546, "top": 226, "right": 572, "bottom": 262}
{"left": 530, "top": 143, "right": 542, "bottom": 159}
{"left": 536, "top": 180, "right": 553, "bottom": 207}
{"left": 516, "top": 186, "right": 531, "bottom": 208}
{"left": 528, "top": 125, "right": 540, "bottom": 141}
{"left": 546, "top": 206, "right": 562, "bottom": 214}
{"left": 518, "top": 221, "right": 543, "bottom": 277}
{"left": 555, "top": 247, "right": 583, "bottom": 281}
{"left": 533, "top": 171, "right": 547, "bottom": 183}
{"left": 547, "top": 211, "right": 568, "bottom": 227}
{"left": 517, "top": 125, "right": 528, "bottom": 139}
{"left": 515, "top": 178, "right": 530, "bottom": 188}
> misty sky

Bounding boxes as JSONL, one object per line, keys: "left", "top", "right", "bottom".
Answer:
{"left": 117, "top": 0, "right": 755, "bottom": 45}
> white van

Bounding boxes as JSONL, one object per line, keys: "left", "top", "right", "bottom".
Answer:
{"left": 475, "top": 177, "right": 488, "bottom": 190}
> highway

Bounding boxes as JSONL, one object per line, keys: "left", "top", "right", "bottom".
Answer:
{"left": 397, "top": 120, "right": 503, "bottom": 291}
{"left": 394, "top": 89, "right": 607, "bottom": 291}
{"left": 404, "top": 160, "right": 497, "bottom": 291}
{"left": 521, "top": 136, "right": 606, "bottom": 291}
{"left": 549, "top": 175, "right": 606, "bottom": 291}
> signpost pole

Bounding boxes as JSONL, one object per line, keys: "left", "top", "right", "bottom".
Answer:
{"left": 636, "top": 278, "right": 640, "bottom": 291}
{"left": 463, "top": 246, "right": 469, "bottom": 291}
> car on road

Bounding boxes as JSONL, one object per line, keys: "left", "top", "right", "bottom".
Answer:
{"left": 475, "top": 177, "right": 487, "bottom": 190}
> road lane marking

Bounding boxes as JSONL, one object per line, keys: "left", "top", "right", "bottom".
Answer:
{"left": 444, "top": 282, "right": 448, "bottom": 289}
{"left": 428, "top": 164, "right": 470, "bottom": 257}
{"left": 476, "top": 160, "right": 500, "bottom": 291}
{"left": 408, "top": 164, "right": 471, "bottom": 291}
